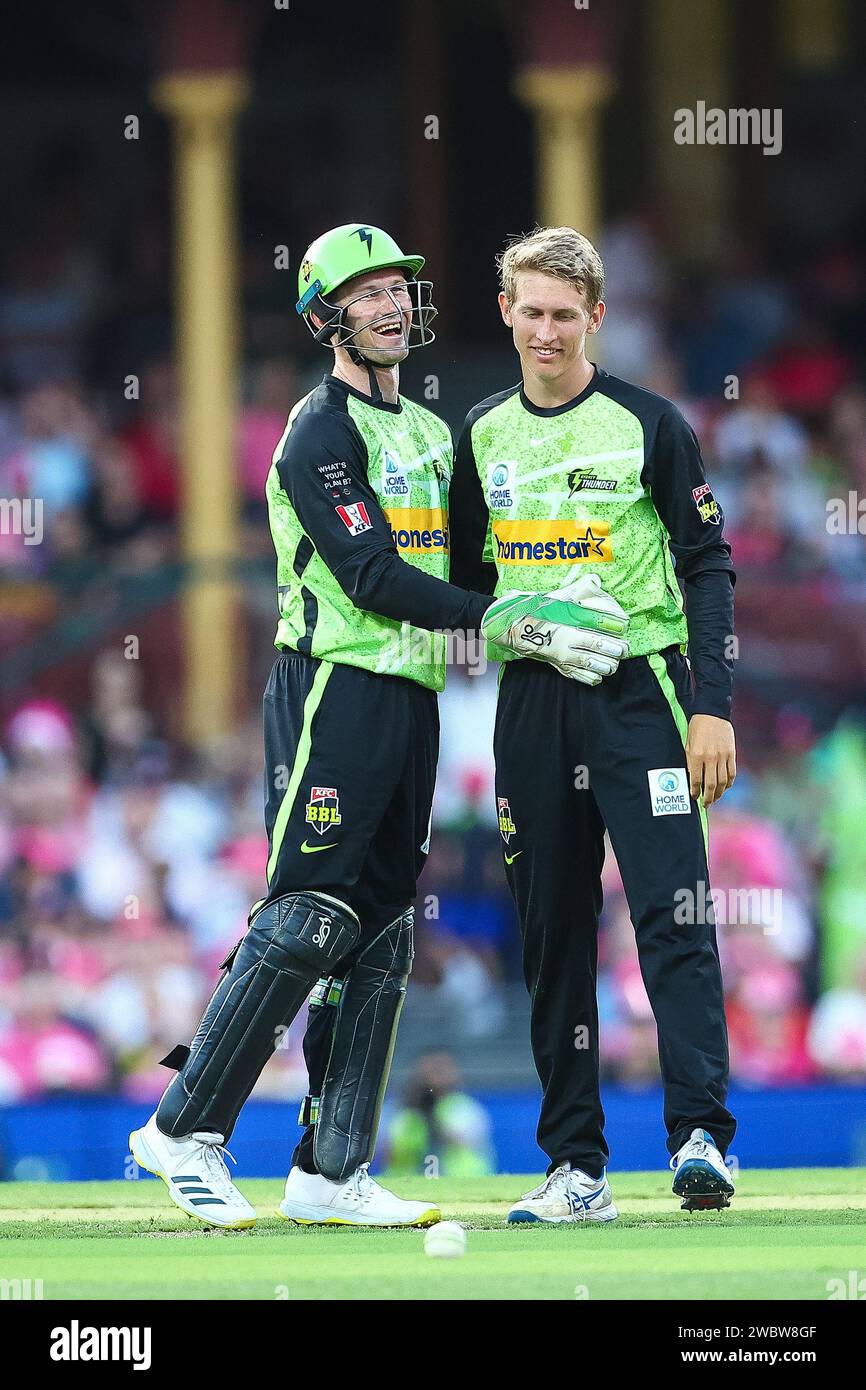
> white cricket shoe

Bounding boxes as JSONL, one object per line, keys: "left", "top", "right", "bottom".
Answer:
{"left": 129, "top": 1114, "right": 256, "bottom": 1229}
{"left": 507, "top": 1164, "right": 618, "bottom": 1224}
{"left": 670, "top": 1128, "right": 735, "bottom": 1211}
{"left": 278, "top": 1163, "right": 440, "bottom": 1227}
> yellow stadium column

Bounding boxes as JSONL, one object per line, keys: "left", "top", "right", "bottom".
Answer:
{"left": 514, "top": 66, "right": 615, "bottom": 247}
{"left": 649, "top": 0, "right": 732, "bottom": 262}
{"left": 152, "top": 72, "right": 249, "bottom": 749}
{"left": 782, "top": 0, "right": 845, "bottom": 68}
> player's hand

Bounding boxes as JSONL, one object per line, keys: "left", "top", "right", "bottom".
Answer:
{"left": 481, "top": 574, "right": 630, "bottom": 685}
{"left": 686, "top": 714, "right": 737, "bottom": 806}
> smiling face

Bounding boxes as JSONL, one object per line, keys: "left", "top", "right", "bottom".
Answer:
{"left": 331, "top": 268, "right": 414, "bottom": 365}
{"left": 499, "top": 270, "right": 605, "bottom": 392}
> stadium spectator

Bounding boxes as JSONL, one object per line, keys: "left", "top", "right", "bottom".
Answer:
{"left": 385, "top": 1052, "right": 496, "bottom": 1176}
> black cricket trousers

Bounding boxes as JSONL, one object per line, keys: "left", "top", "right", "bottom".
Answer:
{"left": 261, "top": 653, "right": 438, "bottom": 1172}
{"left": 494, "top": 648, "right": 735, "bottom": 1178}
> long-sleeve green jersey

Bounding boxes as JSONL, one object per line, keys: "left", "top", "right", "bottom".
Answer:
{"left": 449, "top": 367, "right": 736, "bottom": 718}
{"left": 266, "top": 374, "right": 490, "bottom": 691}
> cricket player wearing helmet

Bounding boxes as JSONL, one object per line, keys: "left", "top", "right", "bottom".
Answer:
{"left": 129, "top": 223, "right": 631, "bottom": 1228}
{"left": 450, "top": 226, "right": 738, "bottom": 1222}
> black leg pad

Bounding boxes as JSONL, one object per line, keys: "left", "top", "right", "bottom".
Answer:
{"left": 156, "top": 892, "right": 359, "bottom": 1141}
{"left": 314, "top": 907, "right": 414, "bottom": 1181}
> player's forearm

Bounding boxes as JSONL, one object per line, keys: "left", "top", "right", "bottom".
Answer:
{"left": 450, "top": 413, "right": 497, "bottom": 599}
{"left": 683, "top": 568, "right": 735, "bottom": 720}
{"left": 448, "top": 546, "right": 498, "bottom": 599}
{"left": 333, "top": 546, "right": 491, "bottom": 632}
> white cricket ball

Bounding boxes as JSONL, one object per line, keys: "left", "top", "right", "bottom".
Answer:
{"left": 423, "top": 1221, "right": 467, "bottom": 1259}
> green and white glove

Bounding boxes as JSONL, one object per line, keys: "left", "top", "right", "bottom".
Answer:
{"left": 481, "top": 573, "right": 630, "bottom": 685}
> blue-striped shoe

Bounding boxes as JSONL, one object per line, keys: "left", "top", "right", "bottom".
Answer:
{"left": 670, "top": 1128, "right": 735, "bottom": 1211}
{"left": 129, "top": 1114, "right": 256, "bottom": 1229}
{"left": 507, "top": 1164, "right": 618, "bottom": 1224}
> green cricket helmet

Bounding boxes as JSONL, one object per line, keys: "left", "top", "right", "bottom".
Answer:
{"left": 296, "top": 222, "right": 437, "bottom": 359}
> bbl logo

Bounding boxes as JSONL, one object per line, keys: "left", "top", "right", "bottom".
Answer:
{"left": 692, "top": 482, "right": 720, "bottom": 524}
{"left": 498, "top": 796, "right": 516, "bottom": 843}
{"left": 305, "top": 786, "right": 342, "bottom": 835}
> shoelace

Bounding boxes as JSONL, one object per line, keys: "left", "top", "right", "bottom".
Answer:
{"left": 523, "top": 1166, "right": 589, "bottom": 1223}
{"left": 196, "top": 1140, "right": 241, "bottom": 1197}
{"left": 346, "top": 1163, "right": 379, "bottom": 1206}
{"left": 520, "top": 1164, "right": 569, "bottom": 1200}
{"left": 670, "top": 1137, "right": 712, "bottom": 1171}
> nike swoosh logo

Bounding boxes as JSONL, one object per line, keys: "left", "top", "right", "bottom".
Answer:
{"left": 300, "top": 841, "right": 339, "bottom": 854}
{"left": 504, "top": 850, "right": 523, "bottom": 864}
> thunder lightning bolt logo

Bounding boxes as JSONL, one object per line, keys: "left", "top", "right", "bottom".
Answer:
{"left": 354, "top": 226, "right": 374, "bottom": 255}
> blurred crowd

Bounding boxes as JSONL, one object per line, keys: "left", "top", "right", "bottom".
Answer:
{"left": 1, "top": 170, "right": 866, "bottom": 1107}
{"left": 2, "top": 666, "right": 866, "bottom": 1106}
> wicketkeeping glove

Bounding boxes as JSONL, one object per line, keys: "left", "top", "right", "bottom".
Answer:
{"left": 481, "top": 573, "right": 630, "bottom": 685}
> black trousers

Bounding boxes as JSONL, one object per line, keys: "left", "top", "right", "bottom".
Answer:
{"left": 261, "top": 653, "right": 438, "bottom": 1171}
{"left": 494, "top": 649, "right": 735, "bottom": 1178}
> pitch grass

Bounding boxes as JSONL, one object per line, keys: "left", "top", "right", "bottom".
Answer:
{"left": 1, "top": 1169, "right": 864, "bottom": 1300}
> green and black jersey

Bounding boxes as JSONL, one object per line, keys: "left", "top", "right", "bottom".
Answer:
{"left": 267, "top": 374, "right": 489, "bottom": 691}
{"left": 449, "top": 366, "right": 735, "bottom": 719}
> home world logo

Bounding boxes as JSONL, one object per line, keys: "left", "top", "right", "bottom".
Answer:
{"left": 50, "top": 1321, "right": 152, "bottom": 1371}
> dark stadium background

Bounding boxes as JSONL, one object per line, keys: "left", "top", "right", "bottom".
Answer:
{"left": 0, "top": 0, "right": 865, "bottom": 1179}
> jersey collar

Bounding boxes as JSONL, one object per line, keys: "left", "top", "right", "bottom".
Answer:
{"left": 519, "top": 365, "right": 604, "bottom": 417}
{"left": 325, "top": 372, "right": 403, "bottom": 414}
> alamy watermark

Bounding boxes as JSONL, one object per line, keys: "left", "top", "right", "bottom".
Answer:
{"left": 826, "top": 1270, "right": 866, "bottom": 1299}
{"left": 381, "top": 626, "right": 488, "bottom": 676}
{"left": 1, "top": 1277, "right": 44, "bottom": 1300}
{"left": 0, "top": 497, "right": 43, "bottom": 545}
{"left": 826, "top": 492, "right": 866, "bottom": 535}
{"left": 50, "top": 1322, "right": 151, "bottom": 1370}
{"left": 674, "top": 882, "right": 783, "bottom": 935}
{"left": 674, "top": 103, "right": 782, "bottom": 157}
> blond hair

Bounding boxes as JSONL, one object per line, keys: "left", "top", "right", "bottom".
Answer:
{"left": 497, "top": 226, "right": 604, "bottom": 311}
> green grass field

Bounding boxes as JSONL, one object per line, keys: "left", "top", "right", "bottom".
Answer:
{"left": 1, "top": 1169, "right": 864, "bottom": 1300}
